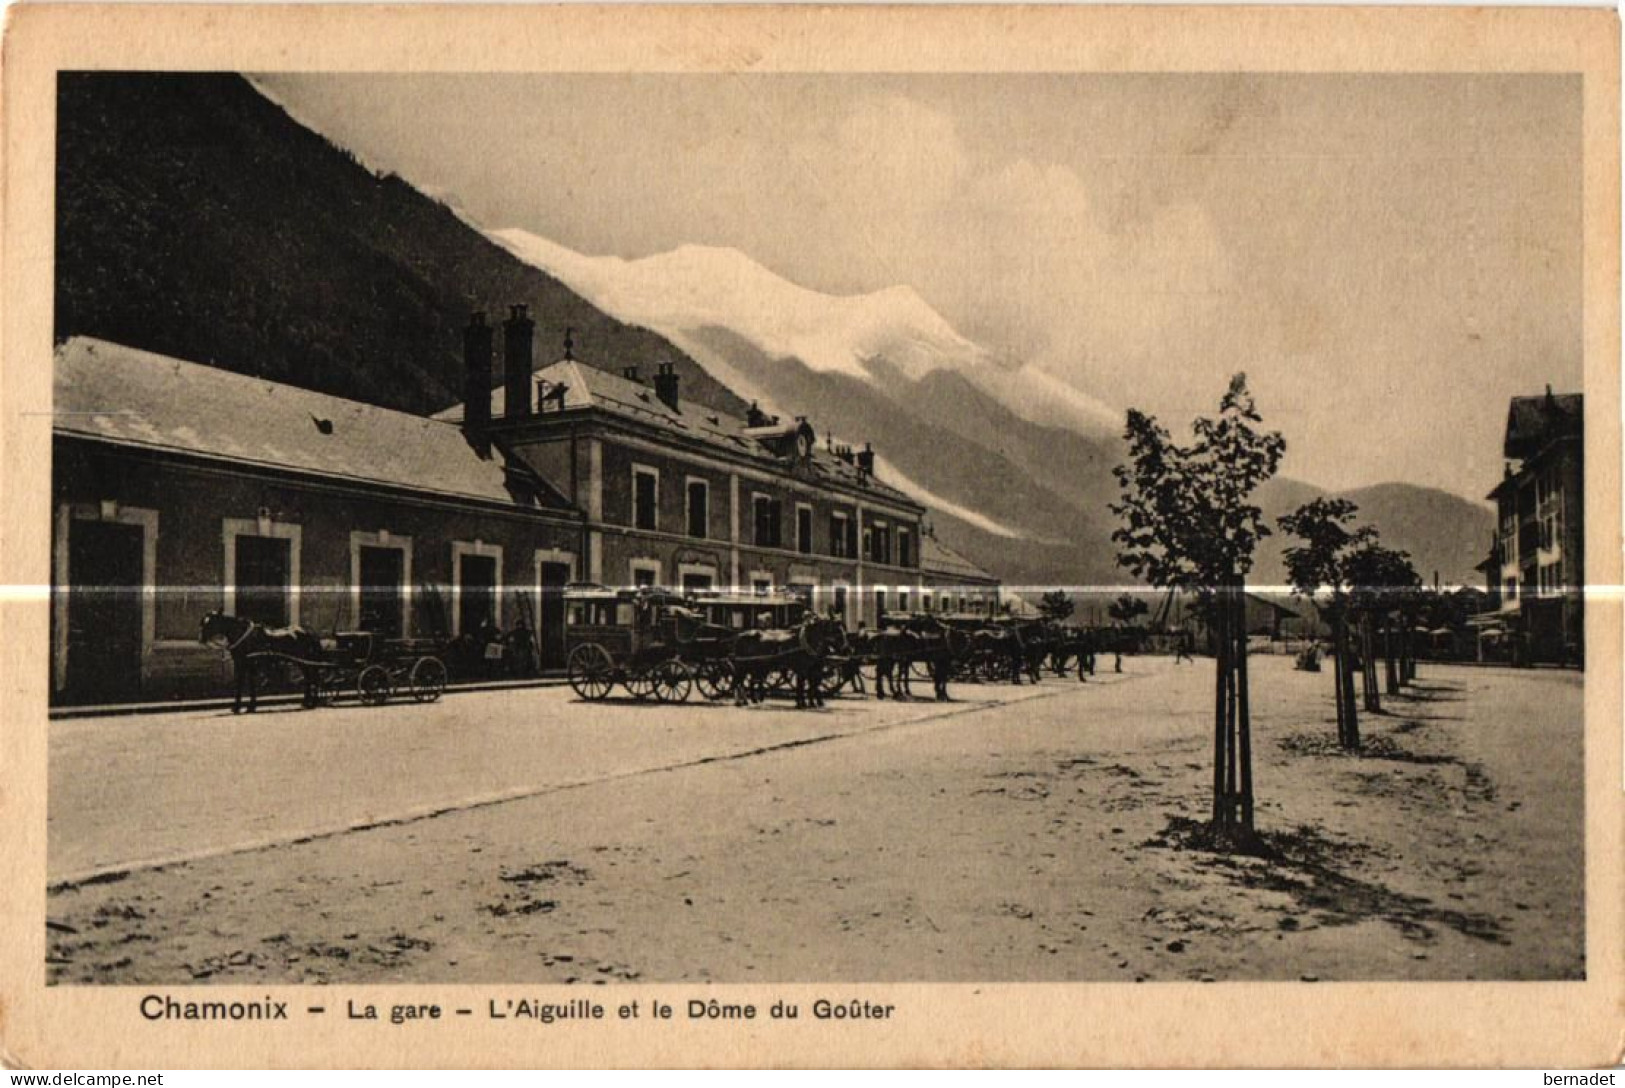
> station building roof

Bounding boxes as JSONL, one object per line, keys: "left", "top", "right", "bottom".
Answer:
{"left": 919, "top": 532, "right": 997, "bottom": 584}
{"left": 53, "top": 337, "right": 575, "bottom": 514}
{"left": 435, "top": 358, "right": 918, "bottom": 508}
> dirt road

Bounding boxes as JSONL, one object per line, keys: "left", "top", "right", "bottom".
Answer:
{"left": 46, "top": 657, "right": 1583, "bottom": 983}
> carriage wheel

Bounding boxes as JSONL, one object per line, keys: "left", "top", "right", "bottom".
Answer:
{"left": 768, "top": 668, "right": 795, "bottom": 694}
{"left": 567, "top": 644, "right": 615, "bottom": 702}
{"left": 819, "top": 665, "right": 850, "bottom": 698}
{"left": 653, "top": 660, "right": 694, "bottom": 704}
{"left": 623, "top": 666, "right": 657, "bottom": 701}
{"left": 410, "top": 656, "right": 448, "bottom": 703}
{"left": 357, "top": 664, "right": 391, "bottom": 706}
{"left": 694, "top": 660, "right": 735, "bottom": 701}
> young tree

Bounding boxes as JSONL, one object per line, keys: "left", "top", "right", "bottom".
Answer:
{"left": 1107, "top": 594, "right": 1149, "bottom": 627}
{"left": 1112, "top": 374, "right": 1285, "bottom": 839}
{"left": 1038, "top": 589, "right": 1076, "bottom": 623}
{"left": 1278, "top": 497, "right": 1374, "bottom": 750}
{"left": 1344, "top": 544, "right": 1421, "bottom": 713}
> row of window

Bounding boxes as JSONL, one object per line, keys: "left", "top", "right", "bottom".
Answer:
{"left": 631, "top": 465, "right": 915, "bottom": 566}
{"left": 619, "top": 559, "right": 987, "bottom": 620}
{"left": 227, "top": 528, "right": 517, "bottom": 640}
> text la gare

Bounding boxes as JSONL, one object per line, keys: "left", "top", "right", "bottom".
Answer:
{"left": 348, "top": 1001, "right": 441, "bottom": 1025}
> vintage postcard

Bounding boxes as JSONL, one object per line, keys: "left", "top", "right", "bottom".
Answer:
{"left": 1, "top": 3, "right": 1620, "bottom": 1069}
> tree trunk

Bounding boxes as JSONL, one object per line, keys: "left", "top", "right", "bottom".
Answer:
{"left": 1209, "top": 577, "right": 1254, "bottom": 838}
{"left": 1360, "top": 613, "right": 1381, "bottom": 714}
{"left": 1212, "top": 591, "right": 1228, "bottom": 828}
{"left": 1340, "top": 616, "right": 1361, "bottom": 750}
{"left": 1332, "top": 612, "right": 1349, "bottom": 746}
{"left": 1384, "top": 616, "right": 1400, "bottom": 695}
{"left": 1403, "top": 618, "right": 1417, "bottom": 683}
{"left": 1234, "top": 580, "right": 1254, "bottom": 831}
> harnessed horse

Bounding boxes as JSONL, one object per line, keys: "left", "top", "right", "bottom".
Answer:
{"left": 199, "top": 610, "right": 324, "bottom": 714}
{"left": 730, "top": 615, "right": 842, "bottom": 708}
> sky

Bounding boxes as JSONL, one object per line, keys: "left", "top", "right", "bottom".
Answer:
{"left": 256, "top": 73, "right": 1583, "bottom": 504}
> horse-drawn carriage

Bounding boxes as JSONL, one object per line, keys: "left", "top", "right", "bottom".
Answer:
{"left": 563, "top": 585, "right": 700, "bottom": 703}
{"left": 682, "top": 590, "right": 818, "bottom": 701}
{"left": 199, "top": 611, "right": 449, "bottom": 713}
{"left": 562, "top": 585, "right": 848, "bottom": 708}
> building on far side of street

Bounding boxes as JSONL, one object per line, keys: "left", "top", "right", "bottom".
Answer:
{"left": 1479, "top": 386, "right": 1583, "bottom": 666}
{"left": 51, "top": 337, "right": 584, "bottom": 705}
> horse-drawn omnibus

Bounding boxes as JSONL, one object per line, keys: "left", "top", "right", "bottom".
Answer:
{"left": 562, "top": 584, "right": 699, "bottom": 703}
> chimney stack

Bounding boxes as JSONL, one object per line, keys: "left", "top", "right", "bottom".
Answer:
{"left": 856, "top": 442, "right": 875, "bottom": 478}
{"left": 503, "top": 304, "right": 535, "bottom": 420}
{"left": 654, "top": 361, "right": 680, "bottom": 412}
{"left": 462, "top": 311, "right": 493, "bottom": 434}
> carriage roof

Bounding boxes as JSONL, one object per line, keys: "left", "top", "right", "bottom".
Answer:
{"left": 689, "top": 590, "right": 806, "bottom": 609}
{"left": 563, "top": 583, "right": 689, "bottom": 608}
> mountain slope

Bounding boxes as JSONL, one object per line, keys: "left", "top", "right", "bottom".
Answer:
{"left": 52, "top": 73, "right": 1493, "bottom": 590}
{"left": 489, "top": 231, "right": 1494, "bottom": 588}
{"left": 54, "top": 73, "right": 741, "bottom": 418}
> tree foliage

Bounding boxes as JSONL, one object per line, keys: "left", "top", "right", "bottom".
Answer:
{"left": 1111, "top": 374, "right": 1286, "bottom": 603}
{"left": 1108, "top": 594, "right": 1149, "bottom": 626}
{"left": 1110, "top": 374, "right": 1285, "bottom": 839}
{"left": 1277, "top": 497, "right": 1376, "bottom": 613}
{"left": 1038, "top": 590, "right": 1076, "bottom": 623}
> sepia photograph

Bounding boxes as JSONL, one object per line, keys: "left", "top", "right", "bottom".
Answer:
{"left": 2, "top": 3, "right": 1620, "bottom": 1070}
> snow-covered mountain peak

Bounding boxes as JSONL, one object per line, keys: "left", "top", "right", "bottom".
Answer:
{"left": 489, "top": 227, "right": 1121, "bottom": 438}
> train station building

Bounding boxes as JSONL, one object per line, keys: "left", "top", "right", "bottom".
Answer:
{"left": 49, "top": 316, "right": 1002, "bottom": 705}
{"left": 436, "top": 308, "right": 989, "bottom": 630}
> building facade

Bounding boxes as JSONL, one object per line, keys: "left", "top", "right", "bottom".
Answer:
{"left": 50, "top": 315, "right": 1007, "bottom": 705}
{"left": 438, "top": 309, "right": 944, "bottom": 630}
{"left": 51, "top": 338, "right": 584, "bottom": 704}
{"left": 917, "top": 530, "right": 1000, "bottom": 615}
{"left": 1481, "top": 387, "right": 1583, "bottom": 665}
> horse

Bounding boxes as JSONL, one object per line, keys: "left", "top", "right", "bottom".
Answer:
{"left": 730, "top": 615, "right": 841, "bottom": 709}
{"left": 965, "top": 623, "right": 1025, "bottom": 685}
{"left": 199, "top": 610, "right": 324, "bottom": 714}
{"left": 1050, "top": 626, "right": 1098, "bottom": 681}
{"left": 891, "top": 615, "right": 964, "bottom": 701}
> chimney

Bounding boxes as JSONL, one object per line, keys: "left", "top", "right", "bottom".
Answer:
{"left": 654, "top": 361, "right": 680, "bottom": 412}
{"left": 462, "top": 312, "right": 493, "bottom": 433}
{"left": 856, "top": 442, "right": 875, "bottom": 477}
{"left": 622, "top": 365, "right": 641, "bottom": 383}
{"left": 747, "top": 401, "right": 769, "bottom": 428}
{"left": 503, "top": 304, "right": 535, "bottom": 420}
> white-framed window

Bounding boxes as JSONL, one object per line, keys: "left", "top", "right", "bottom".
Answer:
{"left": 350, "top": 530, "right": 413, "bottom": 638}
{"left": 753, "top": 492, "right": 783, "bottom": 549}
{"left": 685, "top": 476, "right": 710, "bottom": 540}
{"left": 897, "top": 527, "right": 913, "bottom": 568}
{"left": 533, "top": 548, "right": 578, "bottom": 671}
{"left": 898, "top": 588, "right": 911, "bottom": 613}
{"left": 750, "top": 569, "right": 774, "bottom": 595}
{"left": 451, "top": 539, "right": 503, "bottom": 636}
{"left": 831, "top": 511, "right": 852, "bottom": 559}
{"left": 632, "top": 464, "right": 660, "bottom": 532}
{"left": 629, "top": 558, "right": 662, "bottom": 588}
{"left": 869, "top": 520, "right": 891, "bottom": 566}
{"left": 831, "top": 580, "right": 851, "bottom": 623}
{"left": 679, "top": 562, "right": 717, "bottom": 592}
{"left": 224, "top": 516, "right": 302, "bottom": 628}
{"left": 54, "top": 502, "right": 160, "bottom": 696}
{"left": 795, "top": 503, "right": 814, "bottom": 554}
